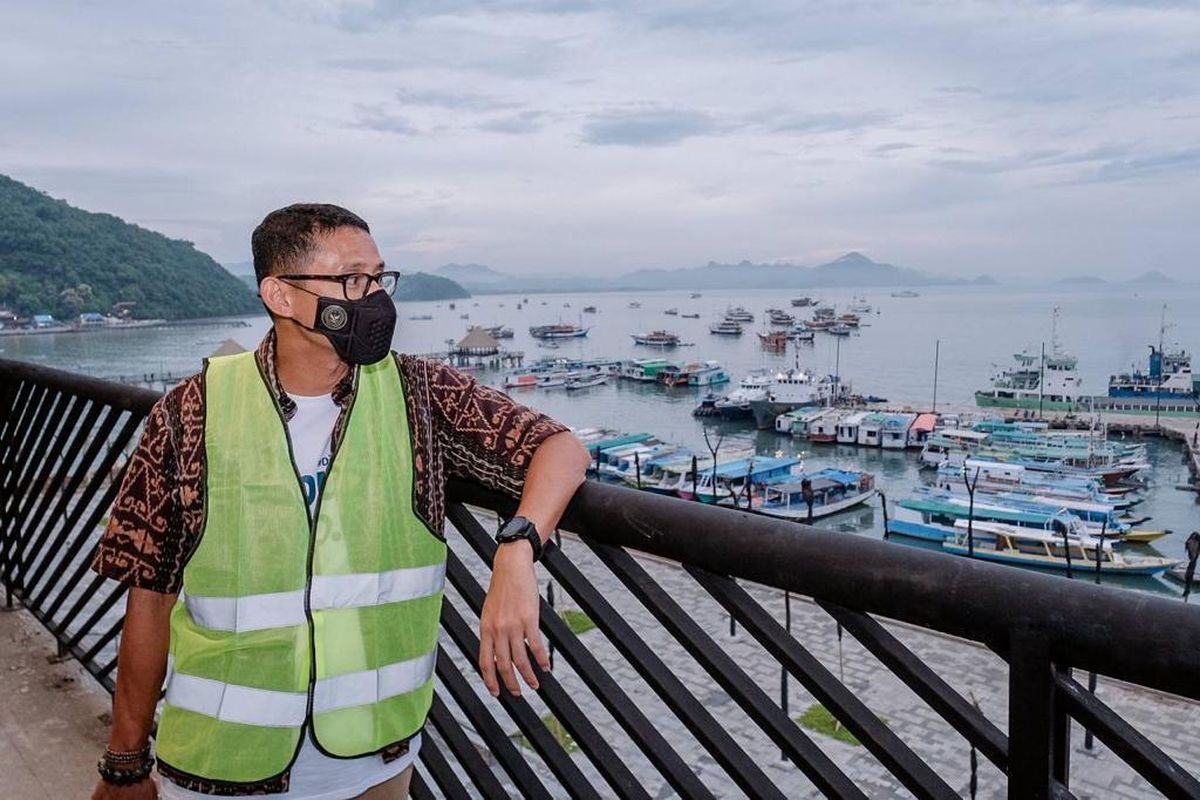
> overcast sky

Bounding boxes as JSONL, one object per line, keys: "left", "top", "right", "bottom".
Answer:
{"left": 3, "top": 1, "right": 1199, "bottom": 279}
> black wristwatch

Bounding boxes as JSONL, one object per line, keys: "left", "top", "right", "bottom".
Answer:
{"left": 496, "top": 515, "right": 544, "bottom": 562}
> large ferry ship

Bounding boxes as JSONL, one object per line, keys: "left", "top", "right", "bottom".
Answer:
{"left": 974, "top": 350, "right": 1086, "bottom": 412}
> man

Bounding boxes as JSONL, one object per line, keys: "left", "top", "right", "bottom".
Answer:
{"left": 89, "top": 204, "right": 590, "bottom": 798}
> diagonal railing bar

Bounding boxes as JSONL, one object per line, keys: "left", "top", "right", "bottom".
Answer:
{"left": 685, "top": 565, "right": 959, "bottom": 800}
{"left": 410, "top": 723, "right": 475, "bottom": 800}
{"left": 442, "top": 545, "right": 652, "bottom": 800}
{"left": 3, "top": 383, "right": 55, "bottom": 524}
{"left": 585, "top": 539, "right": 872, "bottom": 800}
{"left": 24, "top": 404, "right": 127, "bottom": 599}
{"left": 433, "top": 645, "right": 555, "bottom": 800}
{"left": 426, "top": 694, "right": 508, "bottom": 800}
{"left": 446, "top": 494, "right": 790, "bottom": 800}
{"left": 446, "top": 502, "right": 717, "bottom": 800}
{"left": 7, "top": 391, "right": 76, "bottom": 568}
{"left": 1054, "top": 674, "right": 1200, "bottom": 799}
{"left": 15, "top": 397, "right": 99, "bottom": 570}
{"left": 438, "top": 593, "right": 605, "bottom": 800}
{"left": 0, "top": 382, "right": 49, "bottom": 570}
{"left": 817, "top": 600, "right": 1009, "bottom": 769}
{"left": 60, "top": 576, "right": 128, "bottom": 652}
{"left": 37, "top": 414, "right": 141, "bottom": 617}
{"left": 78, "top": 614, "right": 126, "bottom": 667}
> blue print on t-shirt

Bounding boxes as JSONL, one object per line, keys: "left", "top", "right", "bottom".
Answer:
{"left": 301, "top": 454, "right": 331, "bottom": 511}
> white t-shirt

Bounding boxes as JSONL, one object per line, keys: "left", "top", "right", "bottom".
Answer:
{"left": 161, "top": 392, "right": 419, "bottom": 799}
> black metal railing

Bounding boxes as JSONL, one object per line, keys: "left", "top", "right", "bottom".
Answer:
{"left": 3, "top": 357, "right": 1200, "bottom": 799}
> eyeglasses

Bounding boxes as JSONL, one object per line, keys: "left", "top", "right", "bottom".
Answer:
{"left": 277, "top": 271, "right": 401, "bottom": 301}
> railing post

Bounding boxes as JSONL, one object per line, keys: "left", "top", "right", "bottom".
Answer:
{"left": 1007, "top": 629, "right": 1055, "bottom": 799}
{"left": 1052, "top": 663, "right": 1072, "bottom": 787}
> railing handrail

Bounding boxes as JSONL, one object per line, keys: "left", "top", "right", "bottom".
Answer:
{"left": 5, "top": 356, "right": 1197, "bottom": 701}
{"left": 449, "top": 477, "right": 1200, "bottom": 701}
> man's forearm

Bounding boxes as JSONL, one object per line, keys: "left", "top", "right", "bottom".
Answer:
{"left": 512, "top": 431, "right": 591, "bottom": 541}
{"left": 108, "top": 588, "right": 174, "bottom": 751}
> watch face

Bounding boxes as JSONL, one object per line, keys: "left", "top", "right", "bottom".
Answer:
{"left": 501, "top": 516, "right": 533, "bottom": 538}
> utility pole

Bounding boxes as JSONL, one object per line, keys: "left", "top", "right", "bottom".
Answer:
{"left": 932, "top": 339, "right": 940, "bottom": 413}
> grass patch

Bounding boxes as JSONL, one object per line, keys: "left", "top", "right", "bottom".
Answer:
{"left": 797, "top": 704, "right": 870, "bottom": 746}
{"left": 559, "top": 608, "right": 596, "bottom": 635}
{"left": 514, "top": 712, "right": 579, "bottom": 753}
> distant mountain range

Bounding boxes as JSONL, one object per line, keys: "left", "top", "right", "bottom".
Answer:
{"left": 436, "top": 252, "right": 997, "bottom": 294}
{"left": 1054, "top": 271, "right": 1179, "bottom": 287}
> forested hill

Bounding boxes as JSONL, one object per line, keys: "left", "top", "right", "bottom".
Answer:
{"left": 0, "top": 175, "right": 260, "bottom": 319}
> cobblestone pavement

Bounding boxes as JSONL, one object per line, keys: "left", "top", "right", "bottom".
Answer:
{"left": 437, "top": 513, "right": 1200, "bottom": 799}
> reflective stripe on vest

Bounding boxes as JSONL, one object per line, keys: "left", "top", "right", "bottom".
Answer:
{"left": 164, "top": 650, "right": 438, "bottom": 727}
{"left": 183, "top": 562, "right": 447, "bottom": 633}
{"left": 155, "top": 352, "right": 446, "bottom": 784}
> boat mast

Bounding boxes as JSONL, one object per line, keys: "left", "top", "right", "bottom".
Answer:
{"left": 1156, "top": 303, "right": 1167, "bottom": 426}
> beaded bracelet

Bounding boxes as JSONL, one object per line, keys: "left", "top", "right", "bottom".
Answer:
{"left": 104, "top": 744, "right": 152, "bottom": 764}
{"left": 97, "top": 755, "right": 156, "bottom": 786}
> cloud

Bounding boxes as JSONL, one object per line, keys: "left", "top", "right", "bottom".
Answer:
{"left": 349, "top": 105, "right": 422, "bottom": 136}
{"left": 1082, "top": 146, "right": 1200, "bottom": 183}
{"left": 394, "top": 89, "right": 519, "bottom": 111}
{"left": 767, "top": 110, "right": 894, "bottom": 135}
{"left": 581, "top": 108, "right": 721, "bottom": 147}
{"left": 477, "top": 110, "right": 549, "bottom": 134}
{"left": 2, "top": 0, "right": 1199, "bottom": 281}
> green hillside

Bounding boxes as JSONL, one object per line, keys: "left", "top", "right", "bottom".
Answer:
{"left": 0, "top": 175, "right": 260, "bottom": 320}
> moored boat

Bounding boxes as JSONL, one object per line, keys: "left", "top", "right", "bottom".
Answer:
{"left": 529, "top": 323, "right": 590, "bottom": 339}
{"left": 709, "top": 318, "right": 744, "bottom": 335}
{"left": 756, "top": 469, "right": 877, "bottom": 520}
{"left": 632, "top": 330, "right": 681, "bottom": 347}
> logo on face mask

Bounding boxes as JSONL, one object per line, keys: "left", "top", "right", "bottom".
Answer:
{"left": 320, "top": 305, "right": 349, "bottom": 331}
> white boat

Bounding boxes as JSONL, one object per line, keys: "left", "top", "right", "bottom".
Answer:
{"left": 767, "top": 309, "right": 795, "bottom": 326}
{"left": 891, "top": 290, "right": 919, "bottom": 298}
{"left": 709, "top": 319, "right": 744, "bottom": 335}
{"left": 714, "top": 371, "right": 772, "bottom": 420}
{"left": 688, "top": 362, "right": 731, "bottom": 387}
{"left": 880, "top": 413, "right": 918, "bottom": 450}
{"left": 808, "top": 409, "right": 843, "bottom": 443}
{"left": 529, "top": 323, "right": 590, "bottom": 339}
{"left": 856, "top": 413, "right": 886, "bottom": 447}
{"left": 565, "top": 374, "right": 608, "bottom": 390}
{"left": 940, "top": 521, "right": 1176, "bottom": 575}
{"left": 748, "top": 369, "right": 822, "bottom": 429}
{"left": 724, "top": 307, "right": 755, "bottom": 323}
{"left": 848, "top": 297, "right": 872, "bottom": 313}
{"left": 790, "top": 297, "right": 817, "bottom": 307}
{"left": 664, "top": 308, "right": 679, "bottom": 316}
{"left": 632, "top": 330, "right": 681, "bottom": 347}
{"left": 790, "top": 328, "right": 815, "bottom": 342}
{"left": 774, "top": 406, "right": 827, "bottom": 436}
{"left": 836, "top": 411, "right": 869, "bottom": 444}
{"left": 681, "top": 312, "right": 701, "bottom": 319}
{"left": 829, "top": 323, "right": 852, "bottom": 336}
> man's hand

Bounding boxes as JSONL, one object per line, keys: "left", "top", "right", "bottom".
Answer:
{"left": 90, "top": 775, "right": 158, "bottom": 799}
{"left": 478, "top": 540, "right": 550, "bottom": 697}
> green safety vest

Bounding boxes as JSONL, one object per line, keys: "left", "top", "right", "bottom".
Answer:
{"left": 155, "top": 351, "right": 446, "bottom": 785}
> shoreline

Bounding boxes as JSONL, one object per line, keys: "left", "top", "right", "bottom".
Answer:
{"left": 0, "top": 316, "right": 255, "bottom": 338}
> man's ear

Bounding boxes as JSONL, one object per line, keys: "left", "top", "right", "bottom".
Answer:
{"left": 259, "top": 276, "right": 295, "bottom": 320}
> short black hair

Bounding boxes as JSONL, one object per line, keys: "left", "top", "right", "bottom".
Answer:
{"left": 251, "top": 203, "right": 371, "bottom": 284}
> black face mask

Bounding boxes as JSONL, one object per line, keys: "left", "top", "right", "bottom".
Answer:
{"left": 297, "top": 290, "right": 397, "bottom": 365}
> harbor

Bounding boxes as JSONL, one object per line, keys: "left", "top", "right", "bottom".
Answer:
{"left": 5, "top": 284, "right": 1200, "bottom": 597}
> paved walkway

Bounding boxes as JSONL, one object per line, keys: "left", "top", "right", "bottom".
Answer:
{"left": 0, "top": 605, "right": 111, "bottom": 799}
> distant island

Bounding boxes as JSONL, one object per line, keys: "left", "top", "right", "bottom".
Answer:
{"left": 0, "top": 174, "right": 260, "bottom": 321}
{"left": 1054, "top": 271, "right": 1179, "bottom": 287}
{"left": 437, "top": 252, "right": 999, "bottom": 294}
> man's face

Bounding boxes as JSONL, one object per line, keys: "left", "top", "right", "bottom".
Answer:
{"left": 261, "top": 226, "right": 386, "bottom": 332}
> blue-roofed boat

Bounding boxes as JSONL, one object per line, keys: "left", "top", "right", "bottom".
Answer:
{"left": 688, "top": 455, "right": 803, "bottom": 504}
{"left": 886, "top": 489, "right": 1095, "bottom": 544}
{"left": 753, "top": 469, "right": 876, "bottom": 520}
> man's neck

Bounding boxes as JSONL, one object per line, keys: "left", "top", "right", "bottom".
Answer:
{"left": 273, "top": 324, "right": 349, "bottom": 397}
